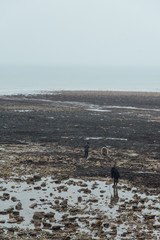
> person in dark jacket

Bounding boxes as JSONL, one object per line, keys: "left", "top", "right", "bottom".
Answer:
{"left": 84, "top": 142, "right": 90, "bottom": 159}
{"left": 111, "top": 162, "right": 120, "bottom": 186}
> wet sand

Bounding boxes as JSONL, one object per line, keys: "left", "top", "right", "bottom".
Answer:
{"left": 0, "top": 91, "right": 160, "bottom": 239}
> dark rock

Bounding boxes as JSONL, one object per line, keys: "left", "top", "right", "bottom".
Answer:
{"left": 52, "top": 225, "right": 62, "bottom": 231}
{"left": 78, "top": 196, "right": 82, "bottom": 202}
{"left": 44, "top": 212, "right": 55, "bottom": 218}
{"left": 16, "top": 216, "right": 24, "bottom": 222}
{"left": 0, "top": 220, "right": 5, "bottom": 223}
{"left": 30, "top": 203, "right": 37, "bottom": 209}
{"left": 33, "top": 212, "right": 44, "bottom": 220}
{"left": 5, "top": 207, "right": 14, "bottom": 213}
{"left": 103, "top": 223, "right": 109, "bottom": 228}
{"left": 29, "top": 231, "right": 37, "bottom": 237}
{"left": 12, "top": 211, "right": 20, "bottom": 216}
{"left": 78, "top": 188, "right": 91, "bottom": 194}
{"left": 15, "top": 202, "right": 22, "bottom": 210}
{"left": 0, "top": 210, "right": 8, "bottom": 215}
{"left": 34, "top": 175, "right": 41, "bottom": 181}
{"left": 34, "top": 186, "right": 41, "bottom": 190}
{"left": 3, "top": 193, "right": 10, "bottom": 200}
{"left": 42, "top": 222, "right": 52, "bottom": 229}
{"left": 11, "top": 197, "right": 19, "bottom": 202}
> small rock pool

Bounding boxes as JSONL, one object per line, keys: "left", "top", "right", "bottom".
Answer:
{"left": 0, "top": 176, "right": 160, "bottom": 239}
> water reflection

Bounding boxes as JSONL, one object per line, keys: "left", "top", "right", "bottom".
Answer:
{"left": 1, "top": 177, "right": 160, "bottom": 239}
{"left": 110, "top": 186, "right": 119, "bottom": 205}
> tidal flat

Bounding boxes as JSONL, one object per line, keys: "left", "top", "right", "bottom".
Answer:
{"left": 0, "top": 91, "right": 160, "bottom": 239}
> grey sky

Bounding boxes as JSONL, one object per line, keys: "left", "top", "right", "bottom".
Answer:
{"left": 0, "top": 0, "right": 160, "bottom": 66}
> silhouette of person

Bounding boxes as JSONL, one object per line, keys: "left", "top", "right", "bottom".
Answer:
{"left": 111, "top": 162, "right": 120, "bottom": 186}
{"left": 84, "top": 142, "right": 90, "bottom": 158}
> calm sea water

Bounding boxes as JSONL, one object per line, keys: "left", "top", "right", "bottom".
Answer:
{"left": 0, "top": 65, "right": 160, "bottom": 94}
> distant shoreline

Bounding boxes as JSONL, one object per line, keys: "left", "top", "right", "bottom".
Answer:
{"left": 0, "top": 89, "right": 160, "bottom": 96}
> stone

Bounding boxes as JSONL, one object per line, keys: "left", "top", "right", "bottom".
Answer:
{"left": 0, "top": 228, "right": 4, "bottom": 234}
{"left": 78, "top": 196, "right": 82, "bottom": 202}
{"left": 29, "top": 203, "right": 37, "bottom": 209}
{"left": 34, "top": 186, "right": 41, "bottom": 190}
{"left": 88, "top": 198, "right": 98, "bottom": 203}
{"left": 11, "top": 196, "right": 18, "bottom": 202}
{"left": 144, "top": 215, "right": 155, "bottom": 220}
{"left": 7, "top": 227, "right": 15, "bottom": 232}
{"left": 78, "top": 188, "right": 91, "bottom": 194}
{"left": 0, "top": 220, "right": 5, "bottom": 223}
{"left": 12, "top": 211, "right": 20, "bottom": 216}
{"left": 44, "top": 212, "right": 55, "bottom": 218}
{"left": 41, "top": 182, "right": 46, "bottom": 187}
{"left": 17, "top": 231, "right": 27, "bottom": 237}
{"left": 33, "top": 212, "right": 44, "bottom": 219}
{"left": 33, "top": 219, "right": 41, "bottom": 227}
{"left": 7, "top": 218, "right": 17, "bottom": 223}
{"left": 33, "top": 175, "right": 41, "bottom": 181}
{"left": 52, "top": 225, "right": 62, "bottom": 231}
{"left": 16, "top": 202, "right": 22, "bottom": 210}
{"left": 42, "top": 222, "right": 52, "bottom": 229}
{"left": 3, "top": 193, "right": 10, "bottom": 200}
{"left": 0, "top": 210, "right": 8, "bottom": 215}
{"left": 5, "top": 207, "right": 14, "bottom": 213}
{"left": 16, "top": 216, "right": 24, "bottom": 222}
{"left": 29, "top": 231, "right": 37, "bottom": 237}
{"left": 55, "top": 200, "right": 59, "bottom": 204}
{"left": 153, "top": 224, "right": 160, "bottom": 229}
{"left": 103, "top": 223, "right": 109, "bottom": 228}
{"left": 30, "top": 198, "right": 36, "bottom": 201}
{"left": 91, "top": 220, "right": 103, "bottom": 228}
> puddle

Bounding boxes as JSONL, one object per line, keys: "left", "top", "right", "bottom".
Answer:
{"left": 0, "top": 160, "right": 5, "bottom": 163}
{"left": 147, "top": 120, "right": 156, "bottom": 122}
{"left": 87, "top": 108, "right": 111, "bottom": 113}
{"left": 0, "top": 147, "right": 5, "bottom": 151}
{"left": 85, "top": 137, "right": 127, "bottom": 141}
{"left": 57, "top": 101, "right": 160, "bottom": 113}
{"left": 105, "top": 105, "right": 160, "bottom": 112}
{"left": 14, "top": 110, "right": 33, "bottom": 113}
{"left": 118, "top": 112, "right": 133, "bottom": 115}
{"left": 106, "top": 137, "right": 127, "bottom": 141}
{"left": 138, "top": 114, "right": 151, "bottom": 116}
{"left": 54, "top": 101, "right": 160, "bottom": 113}
{"left": 126, "top": 153, "right": 139, "bottom": 157}
{"left": 85, "top": 137, "right": 104, "bottom": 140}
{"left": 47, "top": 117, "right": 54, "bottom": 119}
{"left": 60, "top": 136, "right": 127, "bottom": 142}
{"left": 0, "top": 177, "right": 160, "bottom": 238}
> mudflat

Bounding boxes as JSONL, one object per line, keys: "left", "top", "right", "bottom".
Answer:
{"left": 0, "top": 91, "right": 160, "bottom": 239}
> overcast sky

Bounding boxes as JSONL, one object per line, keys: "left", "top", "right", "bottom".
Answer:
{"left": 0, "top": 0, "right": 160, "bottom": 67}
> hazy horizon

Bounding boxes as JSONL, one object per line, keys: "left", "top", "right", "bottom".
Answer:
{"left": 0, "top": 64, "right": 160, "bottom": 93}
{"left": 1, "top": 1, "right": 160, "bottom": 92}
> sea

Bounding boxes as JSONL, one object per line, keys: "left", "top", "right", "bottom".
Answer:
{"left": 0, "top": 65, "right": 160, "bottom": 95}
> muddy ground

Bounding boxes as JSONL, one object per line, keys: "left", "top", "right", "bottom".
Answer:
{"left": 0, "top": 91, "right": 160, "bottom": 239}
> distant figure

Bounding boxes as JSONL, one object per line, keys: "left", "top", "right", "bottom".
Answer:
{"left": 84, "top": 142, "right": 90, "bottom": 159}
{"left": 111, "top": 162, "right": 120, "bottom": 186}
{"left": 101, "top": 147, "right": 108, "bottom": 156}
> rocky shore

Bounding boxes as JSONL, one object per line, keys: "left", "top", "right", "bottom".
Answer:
{"left": 0, "top": 91, "right": 160, "bottom": 239}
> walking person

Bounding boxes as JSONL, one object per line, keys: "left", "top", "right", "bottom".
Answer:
{"left": 111, "top": 161, "right": 120, "bottom": 186}
{"left": 84, "top": 142, "right": 90, "bottom": 159}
